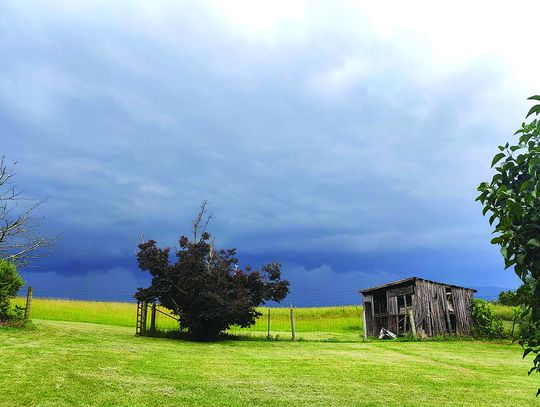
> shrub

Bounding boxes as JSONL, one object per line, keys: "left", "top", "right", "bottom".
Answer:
{"left": 496, "top": 278, "right": 534, "bottom": 307}
{"left": 135, "top": 204, "right": 289, "bottom": 340}
{"left": 497, "top": 289, "right": 520, "bottom": 306}
{"left": 471, "top": 298, "right": 504, "bottom": 339}
{"left": 0, "top": 259, "right": 25, "bottom": 320}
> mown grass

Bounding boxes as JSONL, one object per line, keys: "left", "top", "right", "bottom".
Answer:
{"left": 0, "top": 319, "right": 537, "bottom": 406}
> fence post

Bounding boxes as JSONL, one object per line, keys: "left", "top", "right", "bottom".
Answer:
{"left": 290, "top": 303, "right": 295, "bottom": 341}
{"left": 135, "top": 301, "right": 141, "bottom": 335}
{"left": 267, "top": 308, "right": 271, "bottom": 340}
{"left": 141, "top": 301, "right": 148, "bottom": 334}
{"left": 24, "top": 286, "right": 33, "bottom": 319}
{"left": 362, "top": 307, "right": 367, "bottom": 341}
{"left": 150, "top": 303, "right": 157, "bottom": 334}
{"left": 408, "top": 309, "right": 417, "bottom": 337}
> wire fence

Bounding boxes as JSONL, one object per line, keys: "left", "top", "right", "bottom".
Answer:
{"left": 136, "top": 302, "right": 364, "bottom": 342}
{"left": 14, "top": 286, "right": 506, "bottom": 342}
{"left": 14, "top": 287, "right": 366, "bottom": 341}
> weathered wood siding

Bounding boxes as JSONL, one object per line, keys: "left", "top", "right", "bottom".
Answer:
{"left": 450, "top": 287, "right": 474, "bottom": 335}
{"left": 413, "top": 280, "right": 474, "bottom": 336}
{"left": 363, "top": 294, "right": 374, "bottom": 337}
{"left": 362, "top": 279, "right": 474, "bottom": 337}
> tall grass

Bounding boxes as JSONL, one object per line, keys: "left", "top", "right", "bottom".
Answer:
{"left": 13, "top": 296, "right": 517, "bottom": 341}
{"left": 13, "top": 297, "right": 140, "bottom": 327}
{"left": 14, "top": 297, "right": 363, "bottom": 339}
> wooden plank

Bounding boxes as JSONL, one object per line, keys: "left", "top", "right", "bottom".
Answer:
{"left": 135, "top": 301, "right": 141, "bottom": 335}
{"left": 387, "top": 285, "right": 414, "bottom": 297}
{"left": 290, "top": 305, "right": 295, "bottom": 341}
{"left": 141, "top": 301, "right": 148, "bottom": 334}
{"left": 150, "top": 303, "right": 157, "bottom": 334}
{"left": 267, "top": 308, "right": 271, "bottom": 340}
{"left": 409, "top": 309, "right": 417, "bottom": 337}
{"left": 24, "top": 286, "right": 33, "bottom": 319}
{"left": 362, "top": 308, "right": 367, "bottom": 341}
{"left": 403, "top": 295, "right": 408, "bottom": 333}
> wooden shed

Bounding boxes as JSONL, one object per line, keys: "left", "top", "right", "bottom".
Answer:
{"left": 360, "top": 277, "right": 476, "bottom": 337}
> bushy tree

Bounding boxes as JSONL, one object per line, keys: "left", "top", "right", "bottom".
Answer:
{"left": 497, "top": 277, "right": 534, "bottom": 306}
{"left": 477, "top": 96, "right": 540, "bottom": 393}
{"left": 471, "top": 298, "right": 504, "bottom": 339}
{"left": 0, "top": 259, "right": 24, "bottom": 320}
{"left": 497, "top": 289, "right": 519, "bottom": 306}
{"left": 135, "top": 204, "right": 289, "bottom": 340}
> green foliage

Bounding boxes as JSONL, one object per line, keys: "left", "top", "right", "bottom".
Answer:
{"left": 497, "top": 278, "right": 534, "bottom": 307}
{"left": 135, "top": 204, "right": 289, "bottom": 340}
{"left": 471, "top": 298, "right": 504, "bottom": 339}
{"left": 498, "top": 289, "right": 521, "bottom": 306}
{"left": 476, "top": 96, "right": 540, "bottom": 301}
{"left": 0, "top": 259, "right": 24, "bottom": 320}
{"left": 477, "top": 95, "right": 540, "bottom": 393}
{"left": 136, "top": 233, "right": 289, "bottom": 340}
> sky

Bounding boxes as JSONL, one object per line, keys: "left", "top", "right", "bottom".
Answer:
{"left": 2, "top": 1, "right": 540, "bottom": 305}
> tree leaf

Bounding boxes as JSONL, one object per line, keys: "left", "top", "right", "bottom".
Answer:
{"left": 491, "top": 153, "right": 506, "bottom": 168}
{"left": 526, "top": 104, "right": 540, "bottom": 118}
{"left": 520, "top": 180, "right": 531, "bottom": 192}
{"left": 526, "top": 239, "right": 540, "bottom": 248}
{"left": 528, "top": 95, "right": 540, "bottom": 102}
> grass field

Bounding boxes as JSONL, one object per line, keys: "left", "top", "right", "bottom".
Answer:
{"left": 0, "top": 319, "right": 537, "bottom": 406}
{"left": 13, "top": 297, "right": 364, "bottom": 341}
{"left": 13, "top": 296, "right": 518, "bottom": 341}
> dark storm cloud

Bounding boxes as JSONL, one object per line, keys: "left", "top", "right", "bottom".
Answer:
{"left": 2, "top": 0, "right": 539, "bottom": 302}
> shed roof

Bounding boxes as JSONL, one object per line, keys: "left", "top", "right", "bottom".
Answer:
{"left": 359, "top": 277, "right": 477, "bottom": 294}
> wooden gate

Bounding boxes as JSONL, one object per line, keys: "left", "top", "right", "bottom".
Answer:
{"left": 135, "top": 301, "right": 180, "bottom": 335}
{"left": 135, "top": 301, "right": 148, "bottom": 335}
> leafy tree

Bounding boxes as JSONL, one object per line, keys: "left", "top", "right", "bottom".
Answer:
{"left": 497, "top": 289, "right": 519, "bottom": 306}
{"left": 0, "top": 259, "right": 24, "bottom": 320}
{"left": 471, "top": 298, "right": 504, "bottom": 339}
{"left": 497, "top": 277, "right": 534, "bottom": 306}
{"left": 477, "top": 96, "right": 540, "bottom": 393}
{"left": 135, "top": 203, "right": 290, "bottom": 340}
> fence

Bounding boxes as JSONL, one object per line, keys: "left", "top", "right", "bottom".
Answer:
{"left": 136, "top": 301, "right": 364, "bottom": 342}
{"left": 135, "top": 301, "right": 180, "bottom": 335}
{"left": 14, "top": 287, "right": 517, "bottom": 340}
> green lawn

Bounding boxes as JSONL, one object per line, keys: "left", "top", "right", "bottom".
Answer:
{"left": 0, "top": 319, "right": 537, "bottom": 406}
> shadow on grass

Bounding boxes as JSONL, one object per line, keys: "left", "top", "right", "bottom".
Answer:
{"left": 139, "top": 329, "right": 509, "bottom": 344}
{"left": 0, "top": 319, "right": 36, "bottom": 330}
{"left": 138, "top": 329, "right": 364, "bottom": 343}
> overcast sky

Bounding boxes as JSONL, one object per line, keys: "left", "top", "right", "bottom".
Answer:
{"left": 2, "top": 1, "right": 539, "bottom": 305}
